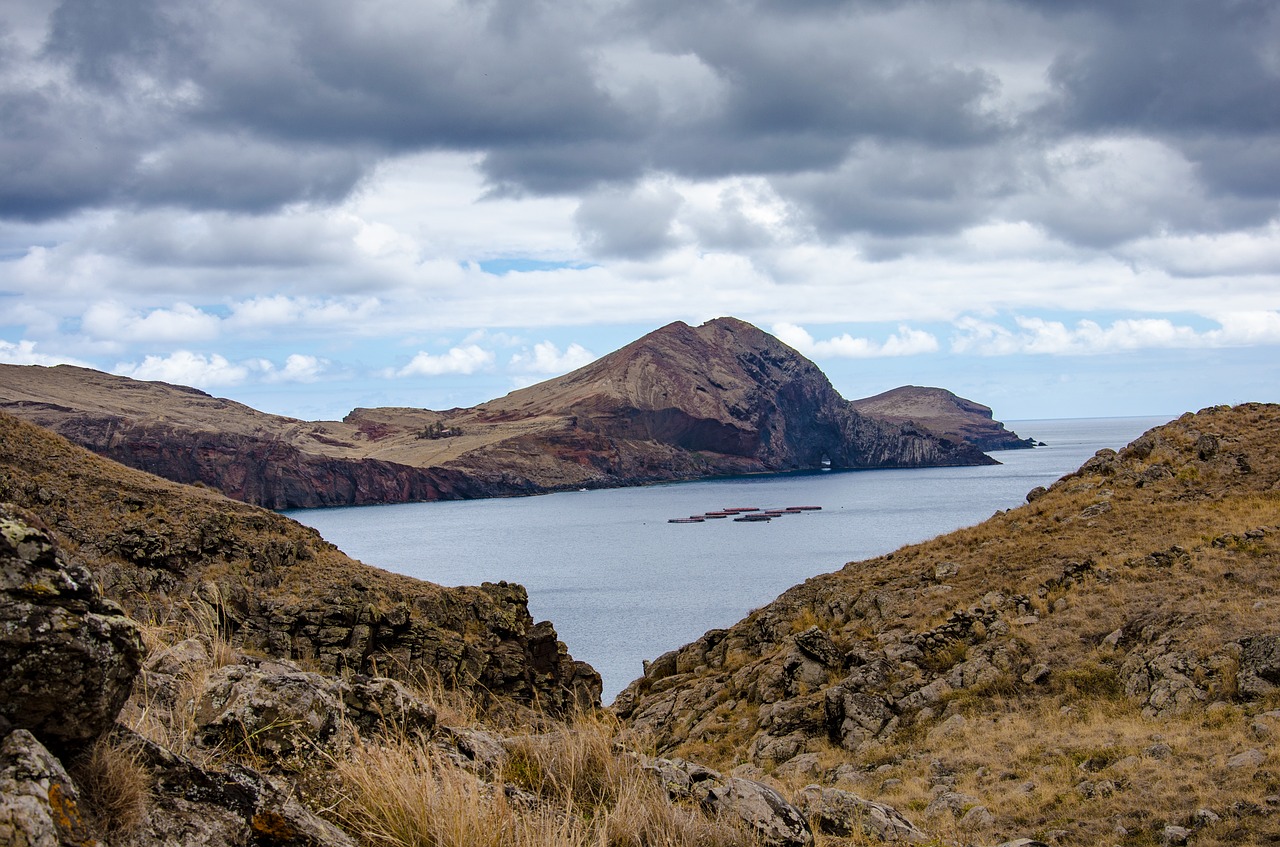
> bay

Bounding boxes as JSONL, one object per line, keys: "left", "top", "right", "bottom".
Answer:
{"left": 286, "top": 415, "right": 1167, "bottom": 702}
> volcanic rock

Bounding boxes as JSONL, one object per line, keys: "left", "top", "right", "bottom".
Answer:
{"left": 0, "top": 503, "right": 144, "bottom": 754}
{"left": 796, "top": 784, "right": 930, "bottom": 842}
{"left": 0, "top": 729, "right": 98, "bottom": 847}
{"left": 616, "top": 403, "right": 1280, "bottom": 843}
{"left": 849, "top": 385, "right": 1034, "bottom": 451}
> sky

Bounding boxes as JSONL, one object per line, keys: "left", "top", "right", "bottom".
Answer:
{"left": 2, "top": 0, "right": 1278, "bottom": 424}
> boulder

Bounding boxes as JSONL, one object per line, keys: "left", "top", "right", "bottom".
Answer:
{"left": 1237, "top": 634, "right": 1280, "bottom": 698}
{"left": 117, "top": 727, "right": 355, "bottom": 847}
{"left": 0, "top": 728, "right": 98, "bottom": 847}
{"left": 794, "top": 627, "right": 844, "bottom": 668}
{"left": 825, "top": 688, "right": 894, "bottom": 751}
{"left": 640, "top": 756, "right": 723, "bottom": 802}
{"left": 0, "top": 504, "right": 144, "bottom": 753}
{"left": 195, "top": 666, "right": 349, "bottom": 759}
{"left": 796, "top": 784, "right": 929, "bottom": 843}
{"left": 194, "top": 664, "right": 437, "bottom": 760}
{"left": 638, "top": 757, "right": 812, "bottom": 846}
{"left": 702, "top": 777, "right": 812, "bottom": 847}
{"left": 343, "top": 676, "right": 437, "bottom": 738}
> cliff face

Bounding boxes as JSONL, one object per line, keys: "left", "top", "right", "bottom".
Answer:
{"left": 478, "top": 318, "right": 994, "bottom": 472}
{"left": 614, "top": 403, "right": 1280, "bottom": 844}
{"left": 0, "top": 411, "right": 601, "bottom": 712}
{"left": 0, "top": 318, "right": 994, "bottom": 509}
{"left": 850, "top": 385, "right": 1034, "bottom": 451}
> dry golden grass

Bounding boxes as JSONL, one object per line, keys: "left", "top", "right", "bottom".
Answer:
{"left": 848, "top": 687, "right": 1280, "bottom": 846}
{"left": 333, "top": 714, "right": 759, "bottom": 847}
{"left": 70, "top": 735, "right": 152, "bottom": 835}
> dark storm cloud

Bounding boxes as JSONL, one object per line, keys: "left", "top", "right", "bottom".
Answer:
{"left": 773, "top": 142, "right": 1015, "bottom": 239}
{"left": 3, "top": 0, "right": 1279, "bottom": 248}
{"left": 1037, "top": 0, "right": 1280, "bottom": 136}
{"left": 1033, "top": 0, "right": 1280, "bottom": 227}
{"left": 4, "top": 0, "right": 632, "bottom": 218}
{"left": 125, "top": 135, "right": 371, "bottom": 213}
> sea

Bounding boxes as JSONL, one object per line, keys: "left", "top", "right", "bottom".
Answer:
{"left": 285, "top": 415, "right": 1168, "bottom": 702}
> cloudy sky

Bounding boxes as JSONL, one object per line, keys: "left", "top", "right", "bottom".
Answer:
{"left": 2, "top": 0, "right": 1278, "bottom": 423}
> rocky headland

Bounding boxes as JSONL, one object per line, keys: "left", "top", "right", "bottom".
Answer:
{"left": 850, "top": 385, "right": 1036, "bottom": 452}
{"left": 0, "top": 318, "right": 1012, "bottom": 509}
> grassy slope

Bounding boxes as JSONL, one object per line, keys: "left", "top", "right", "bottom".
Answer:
{"left": 618, "top": 403, "right": 1280, "bottom": 845}
{"left": 0, "top": 410, "right": 597, "bottom": 711}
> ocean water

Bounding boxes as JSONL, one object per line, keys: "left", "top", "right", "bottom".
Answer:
{"left": 286, "top": 415, "right": 1168, "bottom": 702}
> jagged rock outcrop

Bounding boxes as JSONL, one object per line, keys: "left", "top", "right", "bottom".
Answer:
{"left": 0, "top": 503, "right": 144, "bottom": 755}
{"left": 0, "top": 728, "right": 99, "bottom": 847}
{"left": 850, "top": 385, "right": 1034, "bottom": 451}
{"left": 0, "top": 318, "right": 994, "bottom": 509}
{"left": 0, "top": 411, "right": 601, "bottom": 713}
{"left": 639, "top": 756, "right": 812, "bottom": 846}
{"left": 796, "top": 784, "right": 930, "bottom": 843}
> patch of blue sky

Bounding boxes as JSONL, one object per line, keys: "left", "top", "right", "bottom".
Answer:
{"left": 475, "top": 258, "right": 596, "bottom": 275}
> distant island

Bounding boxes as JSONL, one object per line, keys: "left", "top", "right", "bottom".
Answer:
{"left": 0, "top": 317, "right": 1028, "bottom": 509}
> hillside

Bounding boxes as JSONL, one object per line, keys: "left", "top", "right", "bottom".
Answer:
{"left": 616, "top": 403, "right": 1280, "bottom": 845}
{"left": 0, "top": 411, "right": 783, "bottom": 847}
{"left": 0, "top": 410, "right": 600, "bottom": 712}
{"left": 850, "top": 385, "right": 1035, "bottom": 451}
{"left": 0, "top": 317, "right": 1001, "bottom": 509}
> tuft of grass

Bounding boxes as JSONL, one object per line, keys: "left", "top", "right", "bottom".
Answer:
{"left": 333, "top": 715, "right": 759, "bottom": 847}
{"left": 71, "top": 735, "right": 151, "bottom": 835}
{"left": 1058, "top": 659, "right": 1125, "bottom": 701}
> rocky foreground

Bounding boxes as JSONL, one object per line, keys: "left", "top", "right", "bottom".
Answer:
{"left": 5, "top": 402, "right": 1277, "bottom": 846}
{"left": 0, "top": 317, "right": 1006, "bottom": 509}
{"left": 0, "top": 411, "right": 599, "bottom": 712}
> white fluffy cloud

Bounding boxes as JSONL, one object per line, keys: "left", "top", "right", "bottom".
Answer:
{"left": 249, "top": 354, "right": 330, "bottom": 384}
{"left": 82, "top": 302, "right": 220, "bottom": 343}
{"left": 114, "top": 350, "right": 335, "bottom": 388}
{"left": 951, "top": 312, "right": 1280, "bottom": 356}
{"left": 0, "top": 339, "right": 90, "bottom": 367}
{"left": 227, "top": 296, "right": 382, "bottom": 330}
{"left": 772, "top": 323, "right": 939, "bottom": 358}
{"left": 509, "top": 341, "right": 596, "bottom": 374}
{"left": 115, "top": 351, "right": 249, "bottom": 387}
{"left": 392, "top": 345, "right": 495, "bottom": 377}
